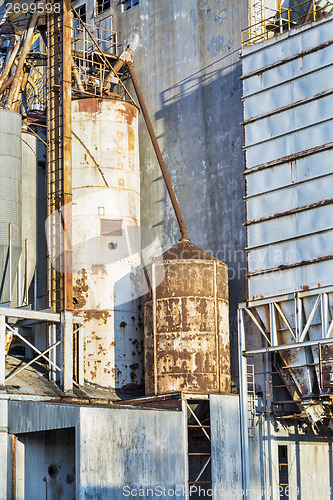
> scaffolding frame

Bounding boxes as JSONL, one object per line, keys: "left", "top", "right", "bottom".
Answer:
{"left": 238, "top": 285, "right": 333, "bottom": 498}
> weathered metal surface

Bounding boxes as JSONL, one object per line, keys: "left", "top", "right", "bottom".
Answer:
{"left": 62, "top": 0, "right": 74, "bottom": 313}
{"left": 72, "top": 98, "right": 144, "bottom": 389}
{"left": 18, "top": 428, "right": 75, "bottom": 500}
{"left": 78, "top": 405, "right": 186, "bottom": 498}
{"left": 145, "top": 240, "right": 231, "bottom": 396}
{"left": 5, "top": 330, "right": 13, "bottom": 355}
{"left": 245, "top": 290, "right": 333, "bottom": 412}
{"left": 210, "top": 395, "right": 242, "bottom": 494}
{"left": 242, "top": 16, "right": 333, "bottom": 300}
{"left": 0, "top": 110, "right": 22, "bottom": 304}
{"left": 20, "top": 131, "right": 37, "bottom": 305}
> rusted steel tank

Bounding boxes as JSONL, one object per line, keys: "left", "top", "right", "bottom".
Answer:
{"left": 144, "top": 239, "right": 231, "bottom": 395}
{"left": 71, "top": 97, "right": 143, "bottom": 390}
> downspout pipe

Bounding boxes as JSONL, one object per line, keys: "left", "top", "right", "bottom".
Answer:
{"left": 72, "top": 57, "right": 85, "bottom": 93}
{"left": 126, "top": 58, "right": 189, "bottom": 241}
{"left": 103, "top": 47, "right": 132, "bottom": 90}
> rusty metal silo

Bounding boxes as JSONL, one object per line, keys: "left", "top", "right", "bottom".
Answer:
{"left": 144, "top": 239, "right": 231, "bottom": 396}
{"left": 71, "top": 97, "right": 143, "bottom": 390}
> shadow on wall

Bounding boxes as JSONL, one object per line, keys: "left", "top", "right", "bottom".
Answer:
{"left": 145, "top": 56, "right": 246, "bottom": 386}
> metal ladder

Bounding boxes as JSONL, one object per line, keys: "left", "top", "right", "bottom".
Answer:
{"left": 47, "top": 0, "right": 73, "bottom": 313}
{"left": 247, "top": 363, "right": 256, "bottom": 436}
{"left": 252, "top": 0, "right": 264, "bottom": 33}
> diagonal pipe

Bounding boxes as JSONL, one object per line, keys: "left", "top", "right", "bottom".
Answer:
{"left": 126, "top": 58, "right": 189, "bottom": 241}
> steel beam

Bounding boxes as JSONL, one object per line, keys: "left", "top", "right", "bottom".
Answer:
{"left": 238, "top": 309, "right": 251, "bottom": 499}
{"left": 77, "top": 324, "right": 84, "bottom": 385}
{"left": 245, "top": 337, "right": 333, "bottom": 355}
{"left": 49, "top": 323, "right": 57, "bottom": 382}
{"left": 0, "top": 306, "right": 60, "bottom": 322}
{"left": 62, "top": 0, "right": 73, "bottom": 313}
{"left": 60, "top": 310, "right": 73, "bottom": 392}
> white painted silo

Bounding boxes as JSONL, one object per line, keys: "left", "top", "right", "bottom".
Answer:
{"left": 72, "top": 98, "right": 143, "bottom": 390}
{"left": 19, "top": 131, "right": 37, "bottom": 305}
{"left": 0, "top": 109, "right": 22, "bottom": 304}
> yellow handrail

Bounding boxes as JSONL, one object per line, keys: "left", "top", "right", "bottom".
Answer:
{"left": 241, "top": 0, "right": 333, "bottom": 46}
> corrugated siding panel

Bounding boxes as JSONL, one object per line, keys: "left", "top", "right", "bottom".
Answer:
{"left": 242, "top": 17, "right": 333, "bottom": 300}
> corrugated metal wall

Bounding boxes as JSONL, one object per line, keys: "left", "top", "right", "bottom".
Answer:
{"left": 242, "top": 16, "right": 333, "bottom": 300}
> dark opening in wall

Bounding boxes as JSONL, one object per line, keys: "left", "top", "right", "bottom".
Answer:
{"left": 187, "top": 400, "right": 212, "bottom": 498}
{"left": 96, "top": 0, "right": 111, "bottom": 15}
{"left": 73, "top": 4, "right": 86, "bottom": 24}
{"left": 278, "top": 444, "right": 289, "bottom": 499}
{"left": 121, "top": 0, "right": 139, "bottom": 11}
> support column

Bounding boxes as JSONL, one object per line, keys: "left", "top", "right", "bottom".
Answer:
{"left": 238, "top": 309, "right": 251, "bottom": 499}
{"left": 49, "top": 323, "right": 57, "bottom": 382}
{"left": 0, "top": 400, "right": 9, "bottom": 498}
{"left": 60, "top": 310, "right": 73, "bottom": 392}
{"left": 77, "top": 325, "right": 84, "bottom": 386}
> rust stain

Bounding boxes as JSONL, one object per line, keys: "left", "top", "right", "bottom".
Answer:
{"left": 301, "top": 285, "right": 310, "bottom": 291}
{"left": 130, "top": 363, "right": 139, "bottom": 382}
{"left": 83, "top": 310, "right": 111, "bottom": 324}
{"left": 77, "top": 98, "right": 99, "bottom": 113}
{"left": 5, "top": 330, "right": 13, "bottom": 355}
{"left": 128, "top": 126, "right": 135, "bottom": 153}
{"left": 144, "top": 251, "right": 230, "bottom": 396}
{"left": 117, "top": 103, "right": 137, "bottom": 125}
{"left": 73, "top": 268, "right": 88, "bottom": 309}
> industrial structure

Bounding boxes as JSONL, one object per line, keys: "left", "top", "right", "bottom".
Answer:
{"left": 0, "top": 0, "right": 332, "bottom": 498}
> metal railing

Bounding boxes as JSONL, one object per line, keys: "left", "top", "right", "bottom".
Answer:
{"left": 71, "top": 22, "right": 118, "bottom": 97}
{"left": 71, "top": 15, "right": 134, "bottom": 101}
{"left": 241, "top": 0, "right": 333, "bottom": 46}
{"left": 0, "top": 307, "right": 84, "bottom": 391}
{"left": 72, "top": 22, "right": 118, "bottom": 57}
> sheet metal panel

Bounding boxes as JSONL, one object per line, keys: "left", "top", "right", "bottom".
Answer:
{"left": 8, "top": 401, "right": 79, "bottom": 433}
{"left": 243, "top": 44, "right": 333, "bottom": 96}
{"left": 247, "top": 204, "right": 332, "bottom": 248}
{"left": 243, "top": 66, "right": 333, "bottom": 120}
{"left": 246, "top": 149, "right": 333, "bottom": 195}
{"left": 78, "top": 406, "right": 186, "bottom": 499}
{"left": 248, "top": 231, "right": 333, "bottom": 273}
{"left": 245, "top": 120, "right": 333, "bottom": 168}
{"left": 210, "top": 395, "right": 242, "bottom": 496}
{"left": 242, "top": 16, "right": 333, "bottom": 300}
{"left": 247, "top": 176, "right": 333, "bottom": 220}
{"left": 242, "top": 16, "right": 333, "bottom": 75}
{"left": 248, "top": 260, "right": 333, "bottom": 299}
{"left": 245, "top": 95, "right": 333, "bottom": 145}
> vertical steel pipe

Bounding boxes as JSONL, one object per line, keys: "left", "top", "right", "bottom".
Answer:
{"left": 62, "top": 0, "right": 73, "bottom": 313}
